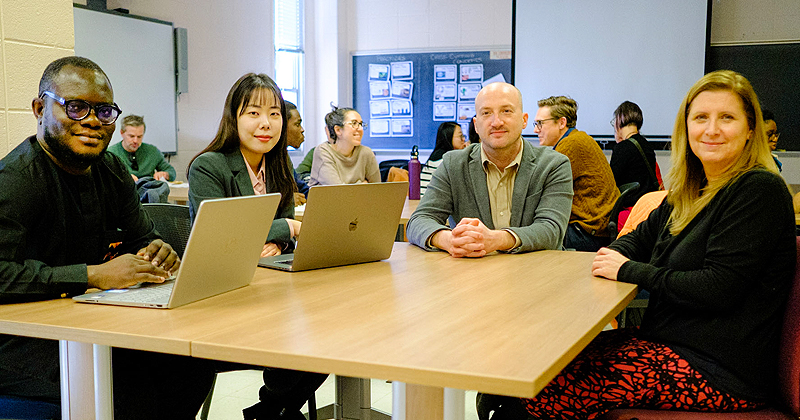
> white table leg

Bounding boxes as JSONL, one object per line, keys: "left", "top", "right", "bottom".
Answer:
{"left": 443, "top": 388, "right": 465, "bottom": 420}
{"left": 391, "top": 381, "right": 405, "bottom": 420}
{"left": 59, "top": 341, "right": 113, "bottom": 420}
{"left": 93, "top": 344, "right": 113, "bottom": 419}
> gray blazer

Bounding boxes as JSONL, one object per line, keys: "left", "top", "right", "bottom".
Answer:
{"left": 406, "top": 141, "right": 573, "bottom": 253}
{"left": 187, "top": 149, "right": 294, "bottom": 246}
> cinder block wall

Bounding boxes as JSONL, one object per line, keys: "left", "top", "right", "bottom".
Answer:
{"left": 0, "top": 0, "right": 74, "bottom": 158}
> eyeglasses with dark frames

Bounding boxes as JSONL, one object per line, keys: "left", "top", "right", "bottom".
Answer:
{"left": 344, "top": 120, "right": 367, "bottom": 129}
{"left": 40, "top": 91, "right": 122, "bottom": 125}
{"left": 533, "top": 117, "right": 559, "bottom": 130}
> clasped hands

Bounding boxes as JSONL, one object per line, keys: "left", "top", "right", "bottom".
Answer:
{"left": 432, "top": 218, "right": 515, "bottom": 258}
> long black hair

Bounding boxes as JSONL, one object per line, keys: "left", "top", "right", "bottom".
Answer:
{"left": 188, "top": 73, "right": 296, "bottom": 208}
{"left": 428, "top": 122, "right": 460, "bottom": 162}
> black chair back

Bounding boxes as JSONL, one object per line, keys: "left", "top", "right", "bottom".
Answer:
{"left": 378, "top": 159, "right": 409, "bottom": 182}
{"left": 142, "top": 203, "right": 191, "bottom": 257}
{"left": 607, "top": 182, "right": 640, "bottom": 240}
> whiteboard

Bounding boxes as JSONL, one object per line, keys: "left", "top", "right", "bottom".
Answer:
{"left": 74, "top": 7, "right": 177, "bottom": 153}
{"left": 514, "top": 0, "right": 708, "bottom": 139}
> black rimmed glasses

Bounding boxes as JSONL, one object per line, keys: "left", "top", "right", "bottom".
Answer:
{"left": 129, "top": 154, "right": 138, "bottom": 171}
{"left": 344, "top": 120, "right": 367, "bottom": 129}
{"left": 40, "top": 91, "right": 122, "bottom": 125}
{"left": 533, "top": 117, "right": 558, "bottom": 130}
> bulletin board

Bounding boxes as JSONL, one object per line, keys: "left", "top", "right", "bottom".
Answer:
{"left": 353, "top": 50, "right": 511, "bottom": 151}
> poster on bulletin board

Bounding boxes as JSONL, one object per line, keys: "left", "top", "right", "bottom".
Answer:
{"left": 353, "top": 50, "right": 511, "bottom": 151}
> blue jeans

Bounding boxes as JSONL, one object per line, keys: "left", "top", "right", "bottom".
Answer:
{"left": 563, "top": 223, "right": 610, "bottom": 252}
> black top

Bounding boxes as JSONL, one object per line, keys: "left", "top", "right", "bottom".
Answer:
{"left": 0, "top": 136, "right": 158, "bottom": 384}
{"left": 610, "top": 169, "right": 796, "bottom": 401}
{"left": 610, "top": 133, "right": 658, "bottom": 203}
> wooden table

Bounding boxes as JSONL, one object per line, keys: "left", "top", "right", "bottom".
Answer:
{"left": 0, "top": 244, "right": 636, "bottom": 420}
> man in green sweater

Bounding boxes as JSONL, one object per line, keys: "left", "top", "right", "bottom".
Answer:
{"left": 534, "top": 96, "right": 619, "bottom": 252}
{"left": 108, "top": 115, "right": 176, "bottom": 181}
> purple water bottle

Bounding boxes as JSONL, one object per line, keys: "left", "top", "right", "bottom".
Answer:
{"left": 408, "top": 145, "right": 421, "bottom": 199}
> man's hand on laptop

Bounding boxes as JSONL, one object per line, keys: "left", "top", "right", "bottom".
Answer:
{"left": 86, "top": 254, "right": 171, "bottom": 290}
{"left": 137, "top": 239, "right": 180, "bottom": 273}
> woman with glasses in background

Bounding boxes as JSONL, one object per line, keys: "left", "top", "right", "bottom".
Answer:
{"left": 308, "top": 105, "right": 380, "bottom": 185}
{"left": 420, "top": 121, "right": 467, "bottom": 197}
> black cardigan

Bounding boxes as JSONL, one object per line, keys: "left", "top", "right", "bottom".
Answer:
{"left": 610, "top": 169, "right": 796, "bottom": 401}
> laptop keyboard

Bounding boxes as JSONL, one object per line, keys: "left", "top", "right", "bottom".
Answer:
{"left": 111, "top": 282, "right": 174, "bottom": 303}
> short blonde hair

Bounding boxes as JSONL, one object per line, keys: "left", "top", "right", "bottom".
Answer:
{"left": 667, "top": 70, "right": 778, "bottom": 235}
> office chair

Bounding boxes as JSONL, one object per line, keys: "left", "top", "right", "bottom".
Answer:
{"left": 602, "top": 236, "right": 800, "bottom": 420}
{"left": 607, "top": 182, "right": 640, "bottom": 240}
{"left": 378, "top": 159, "right": 409, "bottom": 182}
{"left": 0, "top": 395, "right": 60, "bottom": 420}
{"left": 142, "top": 203, "right": 191, "bottom": 257}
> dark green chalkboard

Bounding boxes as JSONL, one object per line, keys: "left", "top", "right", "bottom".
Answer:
{"left": 707, "top": 43, "right": 800, "bottom": 151}
{"left": 353, "top": 50, "right": 511, "bottom": 151}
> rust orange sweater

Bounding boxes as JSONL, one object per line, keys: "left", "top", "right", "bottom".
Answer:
{"left": 554, "top": 129, "right": 619, "bottom": 236}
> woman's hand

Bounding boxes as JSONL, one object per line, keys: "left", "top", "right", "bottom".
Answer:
{"left": 592, "top": 247, "right": 629, "bottom": 281}
{"left": 261, "top": 243, "right": 282, "bottom": 258}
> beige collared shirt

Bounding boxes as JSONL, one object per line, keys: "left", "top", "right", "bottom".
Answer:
{"left": 480, "top": 142, "right": 524, "bottom": 250}
{"left": 480, "top": 143, "right": 523, "bottom": 229}
{"left": 425, "top": 142, "right": 524, "bottom": 251}
{"left": 243, "top": 152, "right": 267, "bottom": 195}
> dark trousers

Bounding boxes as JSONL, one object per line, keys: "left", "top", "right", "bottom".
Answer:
{"left": 563, "top": 223, "right": 610, "bottom": 252}
{"left": 244, "top": 368, "right": 329, "bottom": 419}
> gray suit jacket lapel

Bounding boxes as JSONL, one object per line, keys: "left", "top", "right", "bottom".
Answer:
{"left": 468, "top": 145, "right": 494, "bottom": 229}
{"left": 510, "top": 140, "right": 533, "bottom": 227}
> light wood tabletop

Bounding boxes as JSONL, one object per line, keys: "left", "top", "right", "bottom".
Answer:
{"left": 0, "top": 243, "right": 635, "bottom": 419}
{"left": 190, "top": 244, "right": 636, "bottom": 417}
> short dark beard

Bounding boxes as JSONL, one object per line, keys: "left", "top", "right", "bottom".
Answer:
{"left": 43, "top": 127, "right": 106, "bottom": 170}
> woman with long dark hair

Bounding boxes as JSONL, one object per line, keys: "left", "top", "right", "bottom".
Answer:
{"left": 188, "top": 73, "right": 299, "bottom": 257}
{"left": 420, "top": 122, "right": 466, "bottom": 196}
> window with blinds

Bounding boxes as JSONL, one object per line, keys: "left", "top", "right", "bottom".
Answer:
{"left": 275, "top": 0, "right": 304, "bottom": 119}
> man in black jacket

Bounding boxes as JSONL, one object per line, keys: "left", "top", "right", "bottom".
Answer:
{"left": 0, "top": 56, "right": 213, "bottom": 419}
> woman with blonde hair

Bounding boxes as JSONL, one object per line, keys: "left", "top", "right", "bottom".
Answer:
{"left": 479, "top": 70, "right": 795, "bottom": 419}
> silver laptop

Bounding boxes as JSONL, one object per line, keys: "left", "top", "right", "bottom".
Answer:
{"left": 259, "top": 182, "right": 408, "bottom": 272}
{"left": 74, "top": 194, "right": 281, "bottom": 308}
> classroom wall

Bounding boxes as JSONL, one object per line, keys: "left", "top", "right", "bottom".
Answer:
{"left": 95, "top": 0, "right": 277, "bottom": 181}
{"left": 28, "top": 0, "right": 797, "bottom": 182}
{"left": 0, "top": 0, "right": 74, "bottom": 158}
